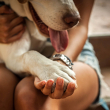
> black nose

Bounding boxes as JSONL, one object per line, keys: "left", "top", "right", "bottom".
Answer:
{"left": 63, "top": 14, "right": 80, "bottom": 27}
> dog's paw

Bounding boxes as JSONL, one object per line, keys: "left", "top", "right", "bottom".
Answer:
{"left": 37, "top": 60, "right": 77, "bottom": 92}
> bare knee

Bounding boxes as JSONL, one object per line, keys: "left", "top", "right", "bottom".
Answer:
{"left": 15, "top": 84, "right": 35, "bottom": 104}
{"left": 15, "top": 77, "right": 36, "bottom": 106}
{"left": 0, "top": 64, "right": 19, "bottom": 110}
{"left": 57, "top": 62, "right": 99, "bottom": 110}
{"left": 74, "top": 61, "right": 99, "bottom": 89}
{"left": 0, "top": 63, "right": 19, "bottom": 94}
{"left": 14, "top": 76, "right": 48, "bottom": 110}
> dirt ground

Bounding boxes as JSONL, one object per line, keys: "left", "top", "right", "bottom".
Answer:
{"left": 88, "top": 0, "right": 110, "bottom": 36}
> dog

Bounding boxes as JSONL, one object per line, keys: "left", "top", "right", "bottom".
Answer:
{"left": 0, "top": 0, "right": 80, "bottom": 90}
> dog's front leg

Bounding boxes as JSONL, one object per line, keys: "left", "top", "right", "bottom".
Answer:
{"left": 0, "top": 33, "right": 76, "bottom": 89}
{"left": 20, "top": 51, "right": 77, "bottom": 90}
{"left": 0, "top": 29, "right": 32, "bottom": 77}
{"left": 1, "top": 44, "right": 76, "bottom": 86}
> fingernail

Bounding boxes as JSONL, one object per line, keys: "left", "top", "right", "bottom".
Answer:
{"left": 42, "top": 81, "right": 46, "bottom": 86}
{"left": 48, "top": 81, "right": 53, "bottom": 87}
{"left": 71, "top": 83, "right": 75, "bottom": 90}
{"left": 57, "top": 78, "right": 63, "bottom": 86}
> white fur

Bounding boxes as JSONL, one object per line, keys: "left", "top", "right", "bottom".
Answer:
{"left": 0, "top": 0, "right": 77, "bottom": 88}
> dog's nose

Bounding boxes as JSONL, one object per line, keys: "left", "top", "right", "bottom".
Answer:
{"left": 63, "top": 14, "right": 80, "bottom": 27}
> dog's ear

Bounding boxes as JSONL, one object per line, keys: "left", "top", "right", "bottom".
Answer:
{"left": 18, "top": 0, "right": 28, "bottom": 3}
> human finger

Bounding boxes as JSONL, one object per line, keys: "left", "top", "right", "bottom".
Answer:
{"left": 7, "top": 29, "right": 25, "bottom": 43}
{"left": 9, "top": 23, "right": 25, "bottom": 37}
{"left": 49, "top": 77, "right": 64, "bottom": 99}
{"left": 56, "top": 71, "right": 76, "bottom": 91}
{"left": 41, "top": 79, "right": 54, "bottom": 95}
{"left": 9, "top": 17, "right": 25, "bottom": 29}
{"left": 34, "top": 77, "right": 46, "bottom": 90}
{"left": 62, "top": 82, "right": 76, "bottom": 98}
{"left": 0, "top": 13, "right": 18, "bottom": 25}
{"left": 0, "top": 28, "right": 25, "bottom": 43}
{"left": 0, "top": 17, "right": 24, "bottom": 34}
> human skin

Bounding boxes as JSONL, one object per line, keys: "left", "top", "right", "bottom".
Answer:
{"left": 0, "top": 5, "right": 25, "bottom": 110}
{"left": 0, "top": 0, "right": 99, "bottom": 110}
{"left": 14, "top": 0, "right": 98, "bottom": 110}
{"left": 34, "top": 0, "right": 96, "bottom": 99}
{"left": 0, "top": 5, "right": 25, "bottom": 43}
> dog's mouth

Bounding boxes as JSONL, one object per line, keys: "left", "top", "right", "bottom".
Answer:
{"left": 29, "top": 2, "right": 69, "bottom": 53}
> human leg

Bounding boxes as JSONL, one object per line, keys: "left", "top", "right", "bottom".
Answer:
{"left": 14, "top": 76, "right": 50, "bottom": 110}
{"left": 0, "top": 64, "right": 20, "bottom": 110}
{"left": 56, "top": 61, "right": 99, "bottom": 110}
{"left": 14, "top": 61, "right": 99, "bottom": 110}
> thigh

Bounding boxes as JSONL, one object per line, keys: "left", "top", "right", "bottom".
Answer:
{"left": 14, "top": 62, "right": 99, "bottom": 110}
{"left": 54, "top": 61, "right": 99, "bottom": 110}
{"left": 14, "top": 76, "right": 50, "bottom": 110}
{"left": 0, "top": 64, "right": 20, "bottom": 110}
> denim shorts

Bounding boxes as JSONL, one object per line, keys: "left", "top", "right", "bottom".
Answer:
{"left": 78, "top": 39, "right": 109, "bottom": 110}
{"left": 77, "top": 39, "right": 102, "bottom": 104}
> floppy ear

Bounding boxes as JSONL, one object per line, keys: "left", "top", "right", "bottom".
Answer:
{"left": 18, "top": 0, "right": 28, "bottom": 3}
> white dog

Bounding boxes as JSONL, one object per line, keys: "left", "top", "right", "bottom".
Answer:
{"left": 0, "top": 0, "right": 80, "bottom": 90}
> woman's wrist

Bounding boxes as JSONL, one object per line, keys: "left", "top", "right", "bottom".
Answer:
{"left": 51, "top": 54, "right": 74, "bottom": 70}
{"left": 52, "top": 25, "right": 88, "bottom": 62}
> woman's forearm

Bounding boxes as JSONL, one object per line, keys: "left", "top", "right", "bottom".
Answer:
{"left": 53, "top": 25, "right": 88, "bottom": 62}
{"left": 53, "top": 0, "right": 94, "bottom": 62}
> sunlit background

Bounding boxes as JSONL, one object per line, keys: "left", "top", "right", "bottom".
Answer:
{"left": 88, "top": 0, "right": 110, "bottom": 36}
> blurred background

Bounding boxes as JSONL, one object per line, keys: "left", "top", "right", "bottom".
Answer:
{"left": 87, "top": 0, "right": 110, "bottom": 110}
{"left": 89, "top": 0, "right": 110, "bottom": 36}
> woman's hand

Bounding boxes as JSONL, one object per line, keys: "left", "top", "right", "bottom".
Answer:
{"left": 0, "top": 5, "right": 25, "bottom": 43}
{"left": 34, "top": 77, "right": 76, "bottom": 99}
{"left": 34, "top": 59, "right": 77, "bottom": 99}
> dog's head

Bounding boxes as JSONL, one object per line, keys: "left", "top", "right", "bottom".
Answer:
{"left": 18, "top": 0, "right": 80, "bottom": 52}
